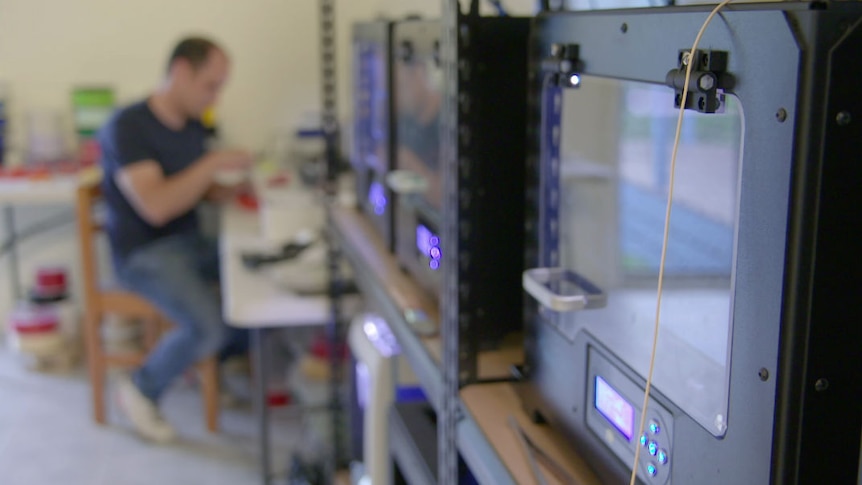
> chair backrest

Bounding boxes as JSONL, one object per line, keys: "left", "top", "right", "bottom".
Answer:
{"left": 75, "top": 179, "right": 103, "bottom": 312}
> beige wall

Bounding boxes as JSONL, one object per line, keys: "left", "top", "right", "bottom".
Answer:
{"left": 0, "top": 0, "right": 332, "bottom": 157}
{"left": 0, "top": 0, "right": 538, "bottom": 324}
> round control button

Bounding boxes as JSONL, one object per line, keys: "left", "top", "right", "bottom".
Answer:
{"left": 658, "top": 450, "right": 668, "bottom": 465}
{"left": 640, "top": 434, "right": 648, "bottom": 447}
{"left": 649, "top": 420, "right": 661, "bottom": 435}
{"left": 648, "top": 441, "right": 658, "bottom": 456}
{"left": 647, "top": 464, "right": 658, "bottom": 477}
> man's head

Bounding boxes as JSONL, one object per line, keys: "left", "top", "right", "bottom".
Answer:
{"left": 165, "top": 37, "right": 229, "bottom": 119}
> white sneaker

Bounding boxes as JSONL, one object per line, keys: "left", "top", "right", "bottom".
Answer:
{"left": 116, "top": 375, "right": 177, "bottom": 444}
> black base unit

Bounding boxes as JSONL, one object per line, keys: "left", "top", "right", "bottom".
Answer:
{"left": 388, "top": 402, "right": 478, "bottom": 485}
{"left": 520, "top": 3, "right": 862, "bottom": 484}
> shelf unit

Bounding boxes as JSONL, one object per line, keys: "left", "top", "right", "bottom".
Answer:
{"left": 325, "top": 1, "right": 595, "bottom": 483}
{"left": 333, "top": 207, "right": 592, "bottom": 484}
{"left": 326, "top": 1, "right": 862, "bottom": 483}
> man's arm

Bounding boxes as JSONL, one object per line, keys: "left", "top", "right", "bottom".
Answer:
{"left": 116, "top": 150, "right": 251, "bottom": 227}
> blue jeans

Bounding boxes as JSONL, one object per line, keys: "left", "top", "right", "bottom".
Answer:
{"left": 115, "top": 233, "right": 249, "bottom": 403}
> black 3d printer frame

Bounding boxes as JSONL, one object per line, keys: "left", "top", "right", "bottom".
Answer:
{"left": 393, "top": 16, "right": 532, "bottom": 381}
{"left": 520, "top": 3, "right": 862, "bottom": 484}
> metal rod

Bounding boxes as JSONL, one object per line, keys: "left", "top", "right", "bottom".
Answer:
{"left": 440, "top": 1, "right": 462, "bottom": 482}
{"left": 521, "top": 424, "right": 579, "bottom": 484}
{"left": 0, "top": 210, "right": 74, "bottom": 256}
{"left": 508, "top": 416, "right": 549, "bottom": 485}
{"left": 253, "top": 328, "right": 271, "bottom": 485}
{"left": 319, "top": 0, "right": 346, "bottom": 477}
{"left": 4, "top": 206, "right": 21, "bottom": 301}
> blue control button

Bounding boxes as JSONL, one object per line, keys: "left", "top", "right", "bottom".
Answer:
{"left": 647, "top": 464, "right": 658, "bottom": 477}
{"left": 640, "top": 434, "right": 648, "bottom": 447}
{"left": 658, "top": 450, "right": 668, "bottom": 465}
{"left": 648, "top": 441, "right": 658, "bottom": 456}
{"left": 649, "top": 421, "right": 660, "bottom": 435}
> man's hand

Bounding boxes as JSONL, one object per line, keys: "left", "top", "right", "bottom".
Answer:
{"left": 206, "top": 179, "right": 255, "bottom": 203}
{"left": 207, "top": 149, "right": 255, "bottom": 172}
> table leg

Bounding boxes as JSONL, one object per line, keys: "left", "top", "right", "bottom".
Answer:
{"left": 253, "top": 327, "right": 271, "bottom": 485}
{"left": 4, "top": 205, "right": 21, "bottom": 301}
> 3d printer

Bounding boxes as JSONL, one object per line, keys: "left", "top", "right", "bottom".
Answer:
{"left": 391, "top": 16, "right": 531, "bottom": 347}
{"left": 520, "top": 3, "right": 862, "bottom": 484}
{"left": 351, "top": 20, "right": 396, "bottom": 249}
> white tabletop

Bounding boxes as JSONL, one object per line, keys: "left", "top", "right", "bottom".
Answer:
{"left": 0, "top": 167, "right": 101, "bottom": 204}
{"left": 219, "top": 188, "right": 333, "bottom": 329}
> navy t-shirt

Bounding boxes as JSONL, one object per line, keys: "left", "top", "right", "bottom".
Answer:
{"left": 99, "top": 100, "right": 207, "bottom": 264}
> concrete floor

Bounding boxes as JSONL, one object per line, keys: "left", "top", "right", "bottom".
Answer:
{"left": 0, "top": 348, "right": 307, "bottom": 485}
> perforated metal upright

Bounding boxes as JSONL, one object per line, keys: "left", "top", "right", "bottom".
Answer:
{"left": 439, "top": 0, "right": 462, "bottom": 483}
{"left": 437, "top": 0, "right": 461, "bottom": 483}
{"left": 320, "top": 0, "right": 348, "bottom": 477}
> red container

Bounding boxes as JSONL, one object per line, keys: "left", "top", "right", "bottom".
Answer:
{"left": 34, "top": 267, "right": 67, "bottom": 297}
{"left": 10, "top": 306, "right": 59, "bottom": 335}
{"left": 267, "top": 390, "right": 292, "bottom": 407}
{"left": 309, "top": 333, "right": 349, "bottom": 361}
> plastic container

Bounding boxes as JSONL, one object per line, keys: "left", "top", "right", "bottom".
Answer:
{"left": 33, "top": 266, "right": 68, "bottom": 299}
{"left": 25, "top": 109, "right": 66, "bottom": 164}
{"left": 71, "top": 87, "right": 114, "bottom": 139}
{"left": 8, "top": 304, "right": 64, "bottom": 356}
{"left": 28, "top": 289, "right": 79, "bottom": 341}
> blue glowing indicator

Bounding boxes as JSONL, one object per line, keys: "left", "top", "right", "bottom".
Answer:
{"left": 416, "top": 224, "right": 442, "bottom": 271}
{"left": 648, "top": 441, "right": 658, "bottom": 456}
{"left": 647, "top": 464, "right": 657, "bottom": 477}
{"left": 649, "top": 421, "right": 660, "bottom": 435}
{"left": 368, "top": 182, "right": 387, "bottom": 215}
{"left": 658, "top": 450, "right": 668, "bottom": 465}
{"left": 640, "top": 434, "right": 648, "bottom": 447}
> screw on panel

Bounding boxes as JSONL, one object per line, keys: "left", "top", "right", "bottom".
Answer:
{"left": 621, "top": 23, "right": 628, "bottom": 33}
{"left": 758, "top": 368, "right": 769, "bottom": 381}
{"left": 815, "top": 378, "right": 829, "bottom": 392}
{"left": 698, "top": 74, "right": 715, "bottom": 91}
{"left": 836, "top": 111, "right": 852, "bottom": 126}
{"left": 775, "top": 108, "right": 787, "bottom": 123}
{"left": 681, "top": 51, "right": 692, "bottom": 66}
{"left": 714, "top": 414, "right": 726, "bottom": 433}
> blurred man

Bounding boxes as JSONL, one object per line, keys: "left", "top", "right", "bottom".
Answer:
{"left": 99, "top": 37, "right": 251, "bottom": 443}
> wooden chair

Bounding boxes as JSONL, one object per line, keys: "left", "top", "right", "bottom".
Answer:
{"left": 76, "top": 179, "right": 220, "bottom": 432}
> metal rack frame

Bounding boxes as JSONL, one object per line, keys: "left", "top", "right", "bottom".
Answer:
{"left": 320, "top": 0, "right": 349, "bottom": 479}
{"left": 328, "top": 0, "right": 542, "bottom": 482}
{"left": 438, "top": 0, "right": 461, "bottom": 483}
